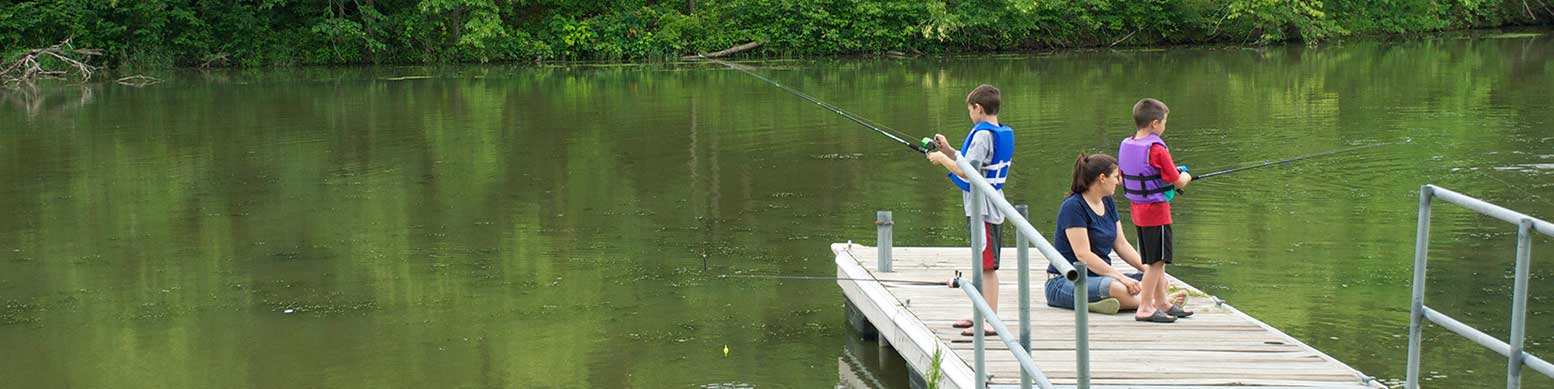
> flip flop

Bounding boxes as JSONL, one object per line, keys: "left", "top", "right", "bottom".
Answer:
{"left": 1167, "top": 305, "right": 1194, "bottom": 318}
{"left": 961, "top": 327, "right": 997, "bottom": 336}
{"left": 952, "top": 319, "right": 974, "bottom": 328}
{"left": 1134, "top": 310, "right": 1176, "bottom": 323}
{"left": 1086, "top": 298, "right": 1120, "bottom": 314}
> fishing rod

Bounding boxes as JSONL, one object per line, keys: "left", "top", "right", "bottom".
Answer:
{"left": 693, "top": 54, "right": 938, "bottom": 154}
{"left": 718, "top": 273, "right": 960, "bottom": 287}
{"left": 1192, "top": 140, "right": 1404, "bottom": 181}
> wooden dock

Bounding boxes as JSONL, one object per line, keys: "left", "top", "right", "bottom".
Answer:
{"left": 833, "top": 243, "right": 1386, "bottom": 389}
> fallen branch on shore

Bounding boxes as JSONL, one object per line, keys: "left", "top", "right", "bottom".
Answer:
{"left": 1, "top": 38, "right": 100, "bottom": 87}
{"left": 681, "top": 41, "right": 764, "bottom": 61}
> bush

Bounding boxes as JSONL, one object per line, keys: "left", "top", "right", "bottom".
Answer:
{"left": 0, "top": 0, "right": 1547, "bottom": 67}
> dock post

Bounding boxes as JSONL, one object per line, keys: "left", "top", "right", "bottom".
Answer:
{"left": 1016, "top": 204, "right": 1031, "bottom": 389}
{"left": 970, "top": 162, "right": 986, "bottom": 389}
{"left": 1406, "top": 185, "right": 1433, "bottom": 389}
{"left": 1074, "top": 261, "right": 1090, "bottom": 389}
{"left": 1508, "top": 218, "right": 1533, "bottom": 389}
{"left": 877, "top": 211, "right": 893, "bottom": 272}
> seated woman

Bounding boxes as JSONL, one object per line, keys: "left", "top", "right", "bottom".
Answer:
{"left": 1044, "top": 153, "right": 1181, "bottom": 322}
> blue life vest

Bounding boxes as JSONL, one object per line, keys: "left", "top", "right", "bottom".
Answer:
{"left": 949, "top": 121, "right": 1014, "bottom": 192}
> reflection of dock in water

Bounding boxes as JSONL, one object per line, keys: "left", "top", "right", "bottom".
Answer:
{"left": 839, "top": 326, "right": 912, "bottom": 389}
{"left": 833, "top": 243, "right": 1385, "bottom": 389}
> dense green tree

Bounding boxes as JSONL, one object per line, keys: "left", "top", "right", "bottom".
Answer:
{"left": 0, "top": 0, "right": 1549, "bottom": 67}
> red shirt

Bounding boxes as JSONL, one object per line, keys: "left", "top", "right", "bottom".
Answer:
{"left": 1129, "top": 144, "right": 1178, "bottom": 227}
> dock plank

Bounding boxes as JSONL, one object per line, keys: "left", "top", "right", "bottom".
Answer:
{"left": 833, "top": 243, "right": 1384, "bottom": 388}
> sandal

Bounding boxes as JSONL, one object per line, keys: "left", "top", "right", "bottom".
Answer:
{"left": 952, "top": 319, "right": 974, "bottom": 328}
{"left": 1134, "top": 310, "right": 1176, "bottom": 323}
{"left": 1167, "top": 305, "right": 1194, "bottom": 318}
{"left": 961, "top": 327, "right": 997, "bottom": 336}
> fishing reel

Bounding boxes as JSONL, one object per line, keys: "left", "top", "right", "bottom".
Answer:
{"left": 920, "top": 137, "right": 939, "bottom": 153}
{"left": 913, "top": 136, "right": 951, "bottom": 157}
{"left": 1173, "top": 165, "right": 1189, "bottom": 196}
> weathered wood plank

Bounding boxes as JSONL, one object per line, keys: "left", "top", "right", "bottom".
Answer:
{"left": 834, "top": 243, "right": 1385, "bottom": 388}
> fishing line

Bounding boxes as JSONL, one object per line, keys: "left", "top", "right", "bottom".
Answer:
{"left": 717, "top": 274, "right": 959, "bottom": 287}
{"left": 1193, "top": 140, "right": 1408, "bottom": 181}
{"left": 694, "top": 55, "right": 934, "bottom": 154}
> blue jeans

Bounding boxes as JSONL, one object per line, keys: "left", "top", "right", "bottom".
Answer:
{"left": 1044, "top": 273, "right": 1143, "bottom": 310}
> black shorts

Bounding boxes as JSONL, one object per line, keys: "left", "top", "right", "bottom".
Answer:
{"left": 1137, "top": 224, "right": 1173, "bottom": 265}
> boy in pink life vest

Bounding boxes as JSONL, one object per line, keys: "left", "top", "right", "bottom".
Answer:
{"left": 1117, "top": 98, "right": 1194, "bottom": 323}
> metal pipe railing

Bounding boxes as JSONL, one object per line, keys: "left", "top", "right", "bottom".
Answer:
{"left": 955, "top": 155, "right": 1080, "bottom": 282}
{"left": 957, "top": 276, "right": 1056, "bottom": 388}
{"left": 1074, "top": 262, "right": 1090, "bottom": 388}
{"left": 1430, "top": 186, "right": 1554, "bottom": 236}
{"left": 1406, "top": 184, "right": 1554, "bottom": 389}
{"left": 971, "top": 178, "right": 987, "bottom": 389}
{"left": 953, "top": 153, "right": 1088, "bottom": 389}
{"left": 1015, "top": 204, "right": 1033, "bottom": 389}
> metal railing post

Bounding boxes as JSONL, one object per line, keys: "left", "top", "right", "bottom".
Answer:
{"left": 1508, "top": 218, "right": 1534, "bottom": 389}
{"left": 1016, "top": 204, "right": 1031, "bottom": 389}
{"left": 877, "top": 211, "right": 893, "bottom": 272}
{"left": 970, "top": 161, "right": 987, "bottom": 389}
{"left": 1407, "top": 185, "right": 1433, "bottom": 389}
{"left": 952, "top": 153, "right": 1078, "bottom": 280}
{"left": 947, "top": 152, "right": 1094, "bottom": 388}
{"left": 1074, "top": 261, "right": 1090, "bottom": 389}
{"left": 957, "top": 279, "right": 1058, "bottom": 388}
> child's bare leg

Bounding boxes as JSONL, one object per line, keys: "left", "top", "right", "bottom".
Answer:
{"left": 1137, "top": 262, "right": 1165, "bottom": 318}
{"left": 1153, "top": 262, "right": 1173, "bottom": 311}
{"left": 1156, "top": 266, "right": 1174, "bottom": 311}
{"left": 983, "top": 270, "right": 999, "bottom": 311}
{"left": 983, "top": 269, "right": 999, "bottom": 330}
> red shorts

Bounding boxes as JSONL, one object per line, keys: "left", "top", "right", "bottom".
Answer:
{"left": 967, "top": 218, "right": 1002, "bottom": 270}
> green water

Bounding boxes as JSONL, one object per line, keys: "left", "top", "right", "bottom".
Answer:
{"left": 3, "top": 31, "right": 1553, "bottom": 388}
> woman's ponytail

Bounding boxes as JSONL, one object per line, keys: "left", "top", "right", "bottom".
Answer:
{"left": 1068, "top": 153, "right": 1119, "bottom": 197}
{"left": 1069, "top": 153, "right": 1089, "bottom": 196}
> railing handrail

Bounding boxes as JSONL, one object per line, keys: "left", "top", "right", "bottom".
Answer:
{"left": 954, "top": 155, "right": 1080, "bottom": 281}
{"left": 1407, "top": 184, "right": 1554, "bottom": 389}
{"left": 953, "top": 153, "right": 1088, "bottom": 389}
{"left": 956, "top": 276, "right": 1056, "bottom": 387}
{"left": 1430, "top": 186, "right": 1554, "bottom": 236}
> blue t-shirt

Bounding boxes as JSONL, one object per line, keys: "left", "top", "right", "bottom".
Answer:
{"left": 1048, "top": 195, "right": 1119, "bottom": 277}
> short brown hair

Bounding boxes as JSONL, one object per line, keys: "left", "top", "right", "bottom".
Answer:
{"left": 966, "top": 84, "right": 1000, "bottom": 115}
{"left": 1133, "top": 98, "right": 1169, "bottom": 129}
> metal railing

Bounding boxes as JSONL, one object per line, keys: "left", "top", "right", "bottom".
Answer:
{"left": 957, "top": 156, "right": 1085, "bottom": 389}
{"left": 1407, "top": 185, "right": 1554, "bottom": 389}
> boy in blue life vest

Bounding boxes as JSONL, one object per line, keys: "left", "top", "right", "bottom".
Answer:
{"left": 1117, "top": 98, "right": 1194, "bottom": 323}
{"left": 926, "top": 84, "right": 1014, "bottom": 336}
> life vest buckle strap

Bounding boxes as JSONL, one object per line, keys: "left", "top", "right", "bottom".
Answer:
{"left": 1123, "top": 185, "right": 1176, "bottom": 195}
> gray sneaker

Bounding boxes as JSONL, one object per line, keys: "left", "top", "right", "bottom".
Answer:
{"left": 1086, "top": 298, "right": 1121, "bottom": 314}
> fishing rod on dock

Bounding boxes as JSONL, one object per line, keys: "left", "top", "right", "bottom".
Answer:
{"left": 692, "top": 54, "right": 940, "bottom": 155}
{"left": 1191, "top": 139, "right": 1407, "bottom": 181}
{"left": 718, "top": 272, "right": 962, "bottom": 288}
